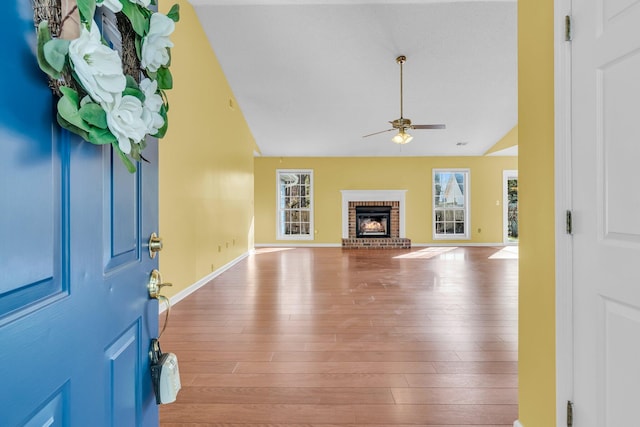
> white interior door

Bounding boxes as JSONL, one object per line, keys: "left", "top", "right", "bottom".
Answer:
{"left": 571, "top": 0, "right": 640, "bottom": 425}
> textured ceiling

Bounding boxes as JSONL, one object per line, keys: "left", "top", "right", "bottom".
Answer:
{"left": 189, "top": 0, "right": 517, "bottom": 157}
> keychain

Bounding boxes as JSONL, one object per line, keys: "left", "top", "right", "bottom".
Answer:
{"left": 149, "top": 290, "right": 181, "bottom": 404}
{"left": 150, "top": 337, "right": 181, "bottom": 404}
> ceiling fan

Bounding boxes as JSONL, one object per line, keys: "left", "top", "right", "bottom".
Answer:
{"left": 363, "top": 55, "right": 446, "bottom": 144}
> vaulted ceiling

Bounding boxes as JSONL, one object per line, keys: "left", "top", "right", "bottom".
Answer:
{"left": 189, "top": 0, "right": 517, "bottom": 157}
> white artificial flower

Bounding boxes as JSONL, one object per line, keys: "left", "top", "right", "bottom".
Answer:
{"left": 139, "top": 78, "right": 165, "bottom": 135}
{"left": 129, "top": 0, "right": 151, "bottom": 7}
{"left": 68, "top": 21, "right": 126, "bottom": 105}
{"left": 141, "top": 13, "right": 175, "bottom": 73}
{"left": 96, "top": 0, "right": 123, "bottom": 13}
{"left": 105, "top": 95, "right": 148, "bottom": 154}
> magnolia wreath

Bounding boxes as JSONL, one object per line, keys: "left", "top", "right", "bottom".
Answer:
{"left": 34, "top": 0, "right": 179, "bottom": 172}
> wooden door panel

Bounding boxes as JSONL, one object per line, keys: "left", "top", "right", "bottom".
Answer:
{"left": 106, "top": 322, "right": 143, "bottom": 427}
{"left": 105, "top": 149, "right": 141, "bottom": 271}
{"left": 600, "top": 299, "right": 640, "bottom": 425}
{"left": 600, "top": 0, "right": 640, "bottom": 32}
{"left": 595, "top": 46, "right": 640, "bottom": 417}
{"left": 0, "top": 87, "right": 67, "bottom": 320}
{"left": 600, "top": 51, "right": 640, "bottom": 241}
{"left": 0, "top": 9, "right": 74, "bottom": 425}
{"left": 102, "top": 147, "right": 148, "bottom": 426}
{"left": 22, "top": 384, "right": 67, "bottom": 427}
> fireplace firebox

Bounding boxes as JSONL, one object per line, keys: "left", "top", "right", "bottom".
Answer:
{"left": 355, "top": 206, "right": 391, "bottom": 238}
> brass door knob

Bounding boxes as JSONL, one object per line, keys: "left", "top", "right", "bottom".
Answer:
{"left": 148, "top": 269, "right": 172, "bottom": 299}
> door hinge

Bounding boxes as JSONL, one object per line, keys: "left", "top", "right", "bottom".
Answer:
{"left": 566, "top": 210, "right": 573, "bottom": 234}
{"left": 567, "top": 400, "right": 574, "bottom": 426}
{"left": 565, "top": 15, "right": 573, "bottom": 41}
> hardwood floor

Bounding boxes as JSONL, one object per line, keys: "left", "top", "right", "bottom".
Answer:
{"left": 159, "top": 246, "right": 518, "bottom": 426}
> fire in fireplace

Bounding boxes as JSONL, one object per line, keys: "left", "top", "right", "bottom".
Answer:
{"left": 356, "top": 206, "right": 391, "bottom": 238}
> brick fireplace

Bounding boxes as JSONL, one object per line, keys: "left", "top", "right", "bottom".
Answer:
{"left": 341, "top": 190, "right": 411, "bottom": 249}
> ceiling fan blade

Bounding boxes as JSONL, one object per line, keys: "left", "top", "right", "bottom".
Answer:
{"left": 362, "top": 128, "right": 395, "bottom": 138}
{"left": 412, "top": 124, "right": 446, "bottom": 130}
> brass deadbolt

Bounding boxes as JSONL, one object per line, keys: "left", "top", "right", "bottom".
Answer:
{"left": 148, "top": 232, "right": 163, "bottom": 259}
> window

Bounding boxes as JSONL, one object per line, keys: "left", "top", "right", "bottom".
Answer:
{"left": 433, "top": 169, "right": 470, "bottom": 239}
{"left": 277, "top": 170, "right": 313, "bottom": 240}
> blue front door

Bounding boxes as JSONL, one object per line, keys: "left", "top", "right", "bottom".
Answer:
{"left": 0, "top": 2, "right": 159, "bottom": 425}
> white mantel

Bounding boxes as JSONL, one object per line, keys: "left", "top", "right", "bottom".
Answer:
{"left": 341, "top": 190, "right": 407, "bottom": 239}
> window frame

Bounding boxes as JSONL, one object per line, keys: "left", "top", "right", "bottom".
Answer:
{"left": 432, "top": 168, "right": 470, "bottom": 240}
{"left": 276, "top": 169, "right": 314, "bottom": 240}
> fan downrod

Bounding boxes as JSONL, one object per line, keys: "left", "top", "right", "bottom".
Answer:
{"left": 361, "top": 54, "right": 446, "bottom": 141}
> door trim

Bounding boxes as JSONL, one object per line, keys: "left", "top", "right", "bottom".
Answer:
{"left": 555, "top": 0, "right": 573, "bottom": 425}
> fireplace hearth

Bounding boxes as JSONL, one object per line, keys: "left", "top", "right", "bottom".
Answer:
{"left": 356, "top": 206, "right": 391, "bottom": 238}
{"left": 341, "top": 197, "right": 411, "bottom": 249}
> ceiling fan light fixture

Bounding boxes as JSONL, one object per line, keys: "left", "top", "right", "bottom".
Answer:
{"left": 362, "top": 55, "right": 446, "bottom": 142}
{"left": 392, "top": 131, "right": 413, "bottom": 144}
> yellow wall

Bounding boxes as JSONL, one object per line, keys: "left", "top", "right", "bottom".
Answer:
{"left": 518, "top": 0, "right": 556, "bottom": 425}
{"left": 254, "top": 156, "right": 517, "bottom": 245}
{"left": 158, "top": 1, "right": 256, "bottom": 299}
{"left": 485, "top": 125, "right": 519, "bottom": 155}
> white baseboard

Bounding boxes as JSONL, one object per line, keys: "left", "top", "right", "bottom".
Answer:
{"left": 514, "top": 420, "right": 523, "bottom": 427}
{"left": 159, "top": 251, "right": 251, "bottom": 313}
{"left": 412, "top": 242, "right": 509, "bottom": 247}
{"left": 256, "top": 242, "right": 511, "bottom": 248}
{"left": 255, "top": 243, "right": 341, "bottom": 248}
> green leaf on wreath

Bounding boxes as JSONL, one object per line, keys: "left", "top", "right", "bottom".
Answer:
{"left": 44, "top": 39, "right": 71, "bottom": 73}
{"left": 76, "top": 0, "right": 97, "bottom": 26}
{"left": 135, "top": 36, "right": 142, "bottom": 61}
{"left": 125, "top": 75, "right": 139, "bottom": 89}
{"left": 164, "top": 48, "right": 172, "bottom": 68}
{"left": 58, "top": 90, "right": 91, "bottom": 132}
{"left": 36, "top": 21, "right": 61, "bottom": 79}
{"left": 167, "top": 4, "right": 180, "bottom": 22}
{"left": 154, "top": 119, "right": 168, "bottom": 139}
{"left": 59, "top": 86, "right": 80, "bottom": 104}
{"left": 121, "top": 1, "right": 149, "bottom": 36}
{"left": 79, "top": 103, "right": 108, "bottom": 129}
{"left": 124, "top": 87, "right": 145, "bottom": 102}
{"left": 57, "top": 113, "right": 91, "bottom": 141}
{"left": 123, "top": 77, "right": 145, "bottom": 101}
{"left": 154, "top": 104, "right": 168, "bottom": 138}
{"left": 88, "top": 127, "right": 117, "bottom": 145}
{"left": 112, "top": 141, "right": 137, "bottom": 173}
{"left": 156, "top": 67, "right": 173, "bottom": 90}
